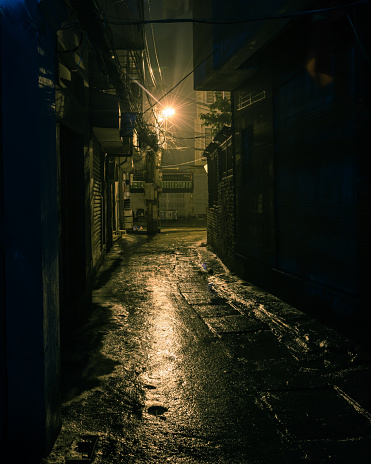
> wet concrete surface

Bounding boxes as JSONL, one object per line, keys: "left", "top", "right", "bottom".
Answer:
{"left": 43, "top": 224, "right": 371, "bottom": 463}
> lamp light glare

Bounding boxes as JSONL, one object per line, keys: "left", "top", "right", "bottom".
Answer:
{"left": 163, "top": 107, "right": 175, "bottom": 118}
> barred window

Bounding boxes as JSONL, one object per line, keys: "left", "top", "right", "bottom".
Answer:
{"left": 206, "top": 91, "right": 214, "bottom": 104}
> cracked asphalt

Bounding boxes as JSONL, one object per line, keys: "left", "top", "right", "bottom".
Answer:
{"left": 43, "top": 224, "right": 371, "bottom": 463}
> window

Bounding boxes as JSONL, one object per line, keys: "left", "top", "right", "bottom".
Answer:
{"left": 206, "top": 91, "right": 214, "bottom": 104}
{"left": 131, "top": 181, "right": 144, "bottom": 191}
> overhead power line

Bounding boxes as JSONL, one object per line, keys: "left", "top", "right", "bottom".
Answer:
{"left": 147, "top": 0, "right": 164, "bottom": 89}
{"left": 162, "top": 157, "right": 207, "bottom": 168}
{"left": 142, "top": 0, "right": 370, "bottom": 115}
{"left": 105, "top": 0, "right": 370, "bottom": 25}
{"left": 143, "top": 51, "right": 214, "bottom": 114}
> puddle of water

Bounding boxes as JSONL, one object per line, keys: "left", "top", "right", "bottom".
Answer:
{"left": 148, "top": 405, "right": 168, "bottom": 416}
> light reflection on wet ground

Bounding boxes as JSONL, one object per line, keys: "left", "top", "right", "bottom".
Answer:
{"left": 44, "top": 227, "right": 371, "bottom": 463}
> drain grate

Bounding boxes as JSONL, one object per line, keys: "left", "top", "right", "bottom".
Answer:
{"left": 66, "top": 434, "right": 98, "bottom": 463}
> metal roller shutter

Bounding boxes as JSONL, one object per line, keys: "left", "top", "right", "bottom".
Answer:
{"left": 92, "top": 136, "right": 103, "bottom": 266}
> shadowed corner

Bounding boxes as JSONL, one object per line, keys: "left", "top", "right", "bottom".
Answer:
{"left": 60, "top": 302, "right": 119, "bottom": 403}
{"left": 93, "top": 257, "right": 123, "bottom": 289}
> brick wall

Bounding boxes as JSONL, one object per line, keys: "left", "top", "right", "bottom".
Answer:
{"left": 207, "top": 174, "right": 235, "bottom": 270}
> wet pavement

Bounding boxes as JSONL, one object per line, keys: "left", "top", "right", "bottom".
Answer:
{"left": 43, "top": 223, "right": 371, "bottom": 463}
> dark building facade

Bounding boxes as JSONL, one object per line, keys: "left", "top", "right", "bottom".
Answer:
{"left": 0, "top": 0, "right": 147, "bottom": 461}
{"left": 195, "top": 0, "right": 371, "bottom": 336}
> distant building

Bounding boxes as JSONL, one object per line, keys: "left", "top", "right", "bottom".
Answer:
{"left": 131, "top": 167, "right": 207, "bottom": 219}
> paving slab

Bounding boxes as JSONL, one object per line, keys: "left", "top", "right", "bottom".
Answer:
{"left": 44, "top": 228, "right": 371, "bottom": 464}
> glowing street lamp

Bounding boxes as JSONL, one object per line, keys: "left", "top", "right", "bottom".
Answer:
{"left": 157, "top": 107, "right": 175, "bottom": 149}
{"left": 158, "top": 107, "right": 175, "bottom": 123}
{"left": 162, "top": 107, "right": 175, "bottom": 118}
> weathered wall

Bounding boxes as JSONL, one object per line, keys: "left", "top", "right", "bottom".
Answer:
{"left": 270, "top": 16, "right": 359, "bottom": 322}
{"left": 232, "top": 11, "right": 371, "bottom": 332}
{"left": 0, "top": 4, "right": 61, "bottom": 459}
{"left": 207, "top": 175, "right": 235, "bottom": 270}
{"left": 193, "top": 0, "right": 309, "bottom": 90}
{"left": 234, "top": 59, "right": 275, "bottom": 286}
{"left": 193, "top": 172, "right": 208, "bottom": 216}
{"left": 354, "top": 3, "right": 371, "bottom": 326}
{"left": 159, "top": 193, "right": 193, "bottom": 218}
{"left": 273, "top": 71, "right": 357, "bottom": 308}
{"left": 58, "top": 124, "right": 88, "bottom": 329}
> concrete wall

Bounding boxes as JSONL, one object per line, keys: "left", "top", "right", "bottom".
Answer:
{"left": 193, "top": 172, "right": 208, "bottom": 216}
{"left": 193, "top": 0, "right": 301, "bottom": 90}
{"left": 197, "top": 3, "right": 371, "bottom": 336}
{"left": 234, "top": 59, "right": 275, "bottom": 286}
{"left": 159, "top": 193, "right": 193, "bottom": 218}
{"left": 131, "top": 192, "right": 146, "bottom": 218}
{"left": 0, "top": 4, "right": 61, "bottom": 459}
{"left": 232, "top": 11, "right": 371, "bottom": 333}
{"left": 269, "top": 17, "right": 361, "bottom": 324}
{"left": 1, "top": 1, "right": 147, "bottom": 461}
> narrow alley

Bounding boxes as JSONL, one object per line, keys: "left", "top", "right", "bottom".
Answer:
{"left": 44, "top": 223, "right": 371, "bottom": 464}
{"left": 2, "top": 2, "right": 371, "bottom": 462}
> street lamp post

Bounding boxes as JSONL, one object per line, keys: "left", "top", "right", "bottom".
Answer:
{"left": 145, "top": 107, "right": 175, "bottom": 234}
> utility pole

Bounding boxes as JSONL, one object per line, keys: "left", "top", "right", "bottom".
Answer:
{"left": 144, "top": 106, "right": 173, "bottom": 234}
{"left": 145, "top": 148, "right": 161, "bottom": 234}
